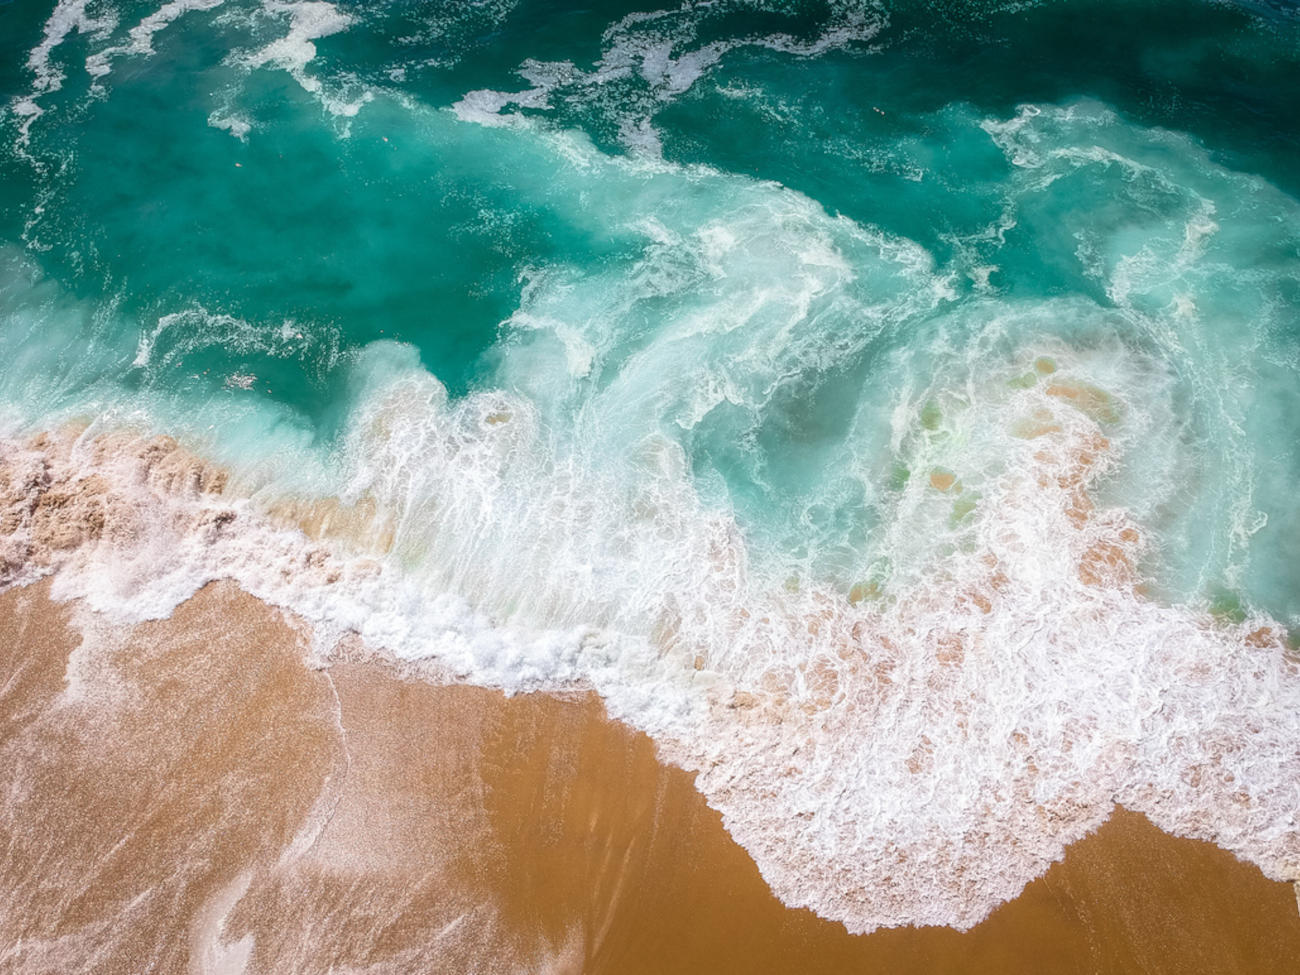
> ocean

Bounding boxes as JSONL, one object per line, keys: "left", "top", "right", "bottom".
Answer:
{"left": 1, "top": 0, "right": 1298, "bottom": 935}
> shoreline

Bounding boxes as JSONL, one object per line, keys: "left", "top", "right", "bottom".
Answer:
{"left": 2, "top": 578, "right": 1298, "bottom": 974}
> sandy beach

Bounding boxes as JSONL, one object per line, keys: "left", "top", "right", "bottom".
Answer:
{"left": 2, "top": 579, "right": 1297, "bottom": 974}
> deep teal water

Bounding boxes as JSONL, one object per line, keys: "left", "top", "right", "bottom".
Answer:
{"left": 1, "top": 0, "right": 1297, "bottom": 618}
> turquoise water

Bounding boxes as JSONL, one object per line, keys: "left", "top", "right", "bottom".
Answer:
{"left": 3, "top": 0, "right": 1300, "bottom": 931}
{"left": 2, "top": 0, "right": 1297, "bottom": 617}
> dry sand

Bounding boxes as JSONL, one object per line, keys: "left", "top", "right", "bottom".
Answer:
{"left": 1, "top": 580, "right": 1298, "bottom": 974}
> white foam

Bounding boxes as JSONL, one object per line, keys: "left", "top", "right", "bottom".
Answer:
{"left": 245, "top": 0, "right": 351, "bottom": 77}
{"left": 239, "top": 0, "right": 372, "bottom": 122}
{"left": 453, "top": 0, "right": 886, "bottom": 154}
{"left": 978, "top": 98, "right": 1297, "bottom": 599}
{"left": 207, "top": 109, "right": 253, "bottom": 141}
{"left": 131, "top": 304, "right": 339, "bottom": 373}
{"left": 9, "top": 0, "right": 119, "bottom": 145}
{"left": 451, "top": 62, "right": 570, "bottom": 127}
{"left": 85, "top": 0, "right": 226, "bottom": 80}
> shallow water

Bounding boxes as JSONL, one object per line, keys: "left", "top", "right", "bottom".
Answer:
{"left": 1, "top": 0, "right": 1298, "bottom": 933}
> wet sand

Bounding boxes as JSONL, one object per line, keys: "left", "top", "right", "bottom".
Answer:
{"left": 2, "top": 580, "right": 1298, "bottom": 974}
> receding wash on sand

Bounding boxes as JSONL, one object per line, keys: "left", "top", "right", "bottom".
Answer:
{"left": 1, "top": 0, "right": 1299, "bottom": 971}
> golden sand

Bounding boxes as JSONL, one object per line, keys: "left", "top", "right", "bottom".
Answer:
{"left": 2, "top": 580, "right": 1298, "bottom": 974}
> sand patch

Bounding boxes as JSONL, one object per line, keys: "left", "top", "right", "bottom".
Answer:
{"left": 1, "top": 581, "right": 1298, "bottom": 973}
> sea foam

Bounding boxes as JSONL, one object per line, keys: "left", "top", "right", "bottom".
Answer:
{"left": 84, "top": 0, "right": 227, "bottom": 80}
{"left": 3, "top": 321, "right": 1298, "bottom": 933}
{"left": 453, "top": 0, "right": 885, "bottom": 153}
{"left": 9, "top": 0, "right": 119, "bottom": 145}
